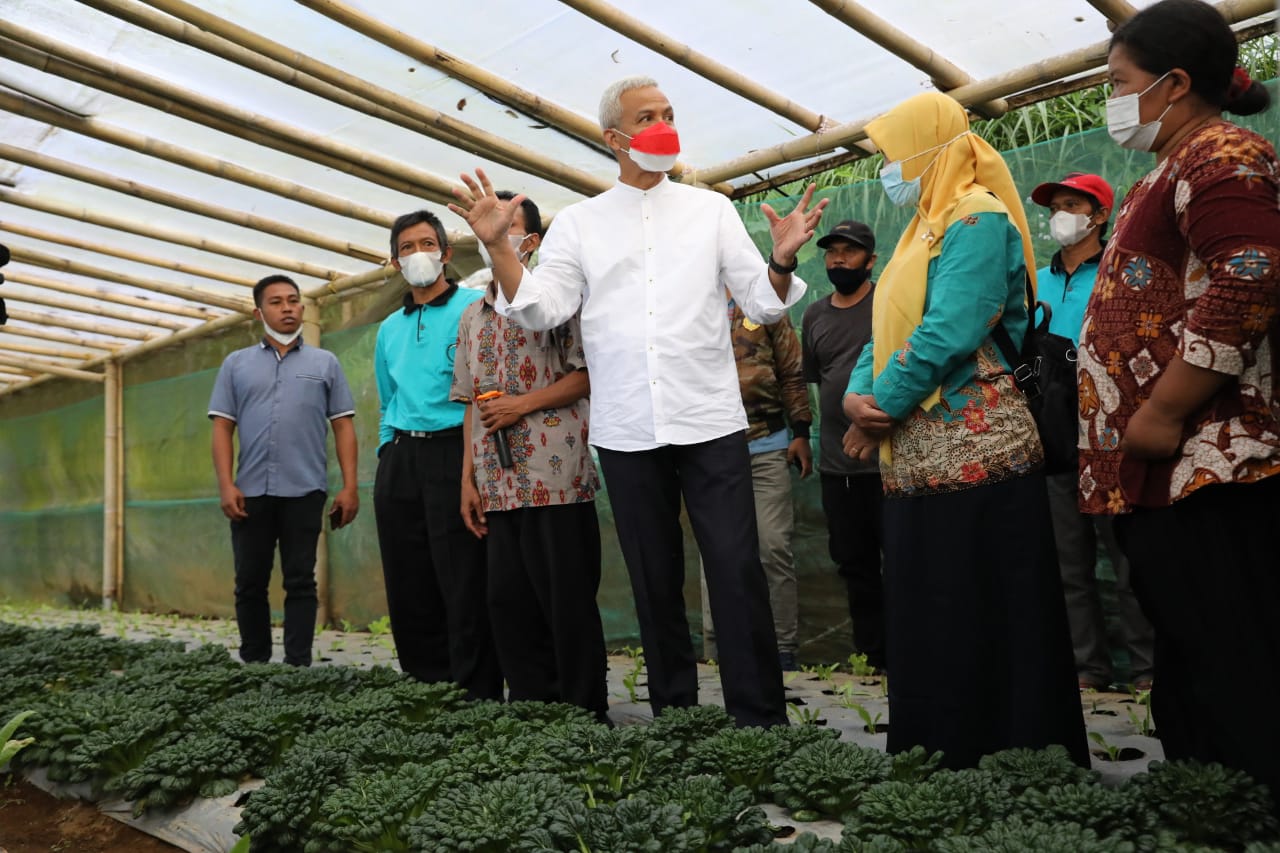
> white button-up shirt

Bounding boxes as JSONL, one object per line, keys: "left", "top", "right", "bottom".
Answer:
{"left": 497, "top": 178, "right": 805, "bottom": 451}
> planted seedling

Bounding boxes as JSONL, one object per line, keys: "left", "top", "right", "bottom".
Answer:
{"left": 1127, "top": 686, "right": 1155, "bottom": 737}
{"left": 620, "top": 646, "right": 646, "bottom": 703}
{"left": 1089, "top": 731, "right": 1121, "bottom": 762}
{"left": 846, "top": 700, "right": 884, "bottom": 734}
{"left": 787, "top": 703, "right": 825, "bottom": 726}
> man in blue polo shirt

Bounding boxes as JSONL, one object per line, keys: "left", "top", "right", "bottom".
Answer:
{"left": 1031, "top": 172, "right": 1154, "bottom": 691}
{"left": 373, "top": 209, "right": 502, "bottom": 700}
{"left": 209, "top": 274, "right": 359, "bottom": 667}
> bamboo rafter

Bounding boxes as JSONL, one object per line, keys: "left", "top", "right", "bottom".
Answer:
{"left": 3, "top": 289, "right": 191, "bottom": 332}
{"left": 0, "top": 324, "right": 126, "bottom": 351}
{"left": 0, "top": 138, "right": 388, "bottom": 264}
{"left": 4, "top": 307, "right": 163, "bottom": 341}
{"left": 86, "top": 0, "right": 611, "bottom": 197}
{"left": 0, "top": 220, "right": 257, "bottom": 287}
{"left": 0, "top": 353, "right": 106, "bottom": 382}
{"left": 0, "top": 189, "right": 350, "bottom": 281}
{"left": 5, "top": 268, "right": 226, "bottom": 321}
{"left": 0, "top": 25, "right": 464, "bottom": 212}
{"left": 0, "top": 337, "right": 97, "bottom": 360}
{"left": 8, "top": 244, "right": 254, "bottom": 313}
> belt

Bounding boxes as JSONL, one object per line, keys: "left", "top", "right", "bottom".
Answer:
{"left": 394, "top": 427, "right": 462, "bottom": 440}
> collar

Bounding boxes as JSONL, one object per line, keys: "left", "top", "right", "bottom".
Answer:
{"left": 401, "top": 281, "right": 459, "bottom": 314}
{"left": 613, "top": 174, "right": 674, "bottom": 197}
{"left": 259, "top": 337, "right": 303, "bottom": 354}
{"left": 1049, "top": 242, "right": 1105, "bottom": 276}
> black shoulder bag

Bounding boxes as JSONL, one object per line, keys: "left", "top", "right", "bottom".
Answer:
{"left": 990, "top": 282, "right": 1079, "bottom": 475}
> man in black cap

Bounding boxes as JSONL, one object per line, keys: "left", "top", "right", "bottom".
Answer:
{"left": 800, "top": 220, "right": 887, "bottom": 672}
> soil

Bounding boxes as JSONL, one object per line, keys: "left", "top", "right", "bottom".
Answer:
{"left": 0, "top": 776, "right": 181, "bottom": 853}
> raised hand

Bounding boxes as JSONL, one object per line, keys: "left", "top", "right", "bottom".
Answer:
{"left": 448, "top": 168, "right": 523, "bottom": 246}
{"left": 761, "top": 183, "right": 829, "bottom": 265}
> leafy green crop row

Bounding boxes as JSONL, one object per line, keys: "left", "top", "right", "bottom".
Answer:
{"left": 1, "top": 621, "right": 1277, "bottom": 852}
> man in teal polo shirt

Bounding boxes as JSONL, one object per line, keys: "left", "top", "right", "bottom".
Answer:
{"left": 1031, "top": 172, "right": 1154, "bottom": 691}
{"left": 373, "top": 209, "right": 501, "bottom": 699}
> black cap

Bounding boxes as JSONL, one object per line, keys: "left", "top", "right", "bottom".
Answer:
{"left": 816, "top": 220, "right": 875, "bottom": 252}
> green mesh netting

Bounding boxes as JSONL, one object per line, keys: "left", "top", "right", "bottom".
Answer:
{"left": 3, "top": 92, "right": 1277, "bottom": 661}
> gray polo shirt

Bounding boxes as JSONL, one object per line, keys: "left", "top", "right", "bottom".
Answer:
{"left": 208, "top": 340, "right": 355, "bottom": 497}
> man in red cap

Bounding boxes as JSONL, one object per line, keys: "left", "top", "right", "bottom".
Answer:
{"left": 1030, "top": 172, "right": 1154, "bottom": 692}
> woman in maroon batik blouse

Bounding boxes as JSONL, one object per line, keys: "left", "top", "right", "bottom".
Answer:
{"left": 1077, "top": 0, "right": 1280, "bottom": 816}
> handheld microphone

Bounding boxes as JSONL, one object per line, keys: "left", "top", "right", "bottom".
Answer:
{"left": 476, "top": 385, "right": 515, "bottom": 469}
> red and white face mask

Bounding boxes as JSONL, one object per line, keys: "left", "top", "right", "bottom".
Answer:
{"left": 613, "top": 121, "right": 680, "bottom": 173}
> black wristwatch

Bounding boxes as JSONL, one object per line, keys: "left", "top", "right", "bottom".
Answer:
{"left": 768, "top": 254, "right": 798, "bottom": 275}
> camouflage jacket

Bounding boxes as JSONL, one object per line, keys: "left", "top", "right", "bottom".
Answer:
{"left": 729, "top": 301, "right": 811, "bottom": 443}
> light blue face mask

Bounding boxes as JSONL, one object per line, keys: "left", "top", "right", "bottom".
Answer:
{"left": 878, "top": 131, "right": 970, "bottom": 208}
{"left": 879, "top": 160, "right": 920, "bottom": 208}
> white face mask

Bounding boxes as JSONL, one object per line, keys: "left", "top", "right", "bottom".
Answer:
{"left": 477, "top": 233, "right": 533, "bottom": 268}
{"left": 398, "top": 250, "right": 444, "bottom": 287}
{"left": 263, "top": 323, "right": 301, "bottom": 347}
{"left": 1049, "top": 211, "right": 1097, "bottom": 247}
{"left": 1106, "top": 72, "right": 1172, "bottom": 151}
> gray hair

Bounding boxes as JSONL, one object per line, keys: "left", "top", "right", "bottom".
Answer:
{"left": 598, "top": 75, "right": 660, "bottom": 131}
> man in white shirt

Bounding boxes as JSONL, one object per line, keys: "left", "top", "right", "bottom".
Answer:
{"left": 450, "top": 76, "right": 827, "bottom": 727}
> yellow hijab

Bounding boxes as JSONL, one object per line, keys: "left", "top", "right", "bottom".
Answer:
{"left": 865, "top": 92, "right": 1036, "bottom": 418}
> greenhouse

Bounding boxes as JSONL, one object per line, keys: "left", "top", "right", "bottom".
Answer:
{"left": 1, "top": 0, "right": 1278, "bottom": 850}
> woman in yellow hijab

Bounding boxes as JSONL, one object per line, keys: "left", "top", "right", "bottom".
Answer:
{"left": 841, "top": 92, "right": 1087, "bottom": 768}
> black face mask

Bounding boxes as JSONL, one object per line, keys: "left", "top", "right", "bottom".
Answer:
{"left": 827, "top": 266, "right": 870, "bottom": 295}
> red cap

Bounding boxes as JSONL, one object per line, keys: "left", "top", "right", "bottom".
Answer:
{"left": 1031, "top": 173, "right": 1114, "bottom": 211}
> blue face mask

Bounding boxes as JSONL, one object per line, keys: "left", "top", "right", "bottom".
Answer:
{"left": 877, "top": 131, "right": 970, "bottom": 208}
{"left": 879, "top": 160, "right": 921, "bottom": 208}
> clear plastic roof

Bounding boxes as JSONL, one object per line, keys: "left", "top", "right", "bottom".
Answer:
{"left": 0, "top": 0, "right": 1273, "bottom": 388}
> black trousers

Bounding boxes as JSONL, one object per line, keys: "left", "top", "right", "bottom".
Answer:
{"left": 820, "top": 472, "right": 887, "bottom": 669}
{"left": 1116, "top": 474, "right": 1280, "bottom": 817}
{"left": 373, "top": 432, "right": 502, "bottom": 700}
{"left": 882, "top": 472, "right": 1088, "bottom": 769}
{"left": 230, "top": 490, "right": 326, "bottom": 666}
{"left": 596, "top": 431, "right": 787, "bottom": 728}
{"left": 486, "top": 502, "right": 609, "bottom": 718}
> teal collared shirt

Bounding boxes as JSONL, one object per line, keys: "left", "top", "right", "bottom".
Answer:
{"left": 375, "top": 284, "right": 483, "bottom": 448}
{"left": 1036, "top": 244, "right": 1104, "bottom": 346}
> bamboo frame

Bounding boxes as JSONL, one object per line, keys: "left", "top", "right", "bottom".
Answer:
{"left": 696, "top": 0, "right": 1274, "bottom": 186}
{"left": 6, "top": 269, "right": 226, "bottom": 321}
{"left": 0, "top": 220, "right": 257, "bottom": 287}
{"left": 4, "top": 290, "right": 190, "bottom": 332}
{"left": 558, "top": 0, "right": 829, "bottom": 132}
{"left": 807, "top": 0, "right": 1008, "bottom": 118}
{"left": 301, "top": 297, "right": 331, "bottom": 627}
{"left": 0, "top": 339, "right": 96, "bottom": 361}
{"left": 303, "top": 264, "right": 395, "bottom": 303}
{"left": 88, "top": 0, "right": 611, "bottom": 198}
{"left": 9, "top": 245, "right": 256, "bottom": 313}
{"left": 0, "top": 353, "right": 106, "bottom": 382}
{"left": 0, "top": 138, "right": 389, "bottom": 264}
{"left": 4, "top": 307, "right": 161, "bottom": 341}
{"left": 297, "top": 0, "right": 738, "bottom": 195}
{"left": 102, "top": 359, "right": 123, "bottom": 608}
{"left": 0, "top": 87, "right": 390, "bottom": 262}
{"left": 0, "top": 31, "right": 451, "bottom": 213}
{"left": 0, "top": 23, "right": 481, "bottom": 212}
{"left": 1086, "top": 0, "right": 1139, "bottom": 25}
{"left": 0, "top": 324, "right": 125, "bottom": 351}
{"left": 0, "top": 189, "right": 348, "bottom": 281}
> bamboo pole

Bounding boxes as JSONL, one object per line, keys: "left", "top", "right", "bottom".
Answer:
{"left": 86, "top": 0, "right": 611, "bottom": 197}
{"left": 0, "top": 25, "right": 469, "bottom": 213}
{"left": 557, "top": 0, "right": 829, "bottom": 131}
{"left": 0, "top": 339, "right": 95, "bottom": 360}
{"left": 1086, "top": 0, "right": 1139, "bottom": 25}
{"left": 6, "top": 269, "right": 226, "bottom": 321}
{"left": 806, "top": 0, "right": 1009, "bottom": 118}
{"left": 696, "top": 0, "right": 1274, "bottom": 185}
{"left": 0, "top": 220, "right": 257, "bottom": 287}
{"left": 303, "top": 263, "right": 395, "bottom": 303}
{"left": 0, "top": 324, "right": 125, "bottom": 351}
{"left": 0, "top": 88, "right": 389, "bottom": 262}
{"left": 102, "top": 358, "right": 122, "bottom": 609}
{"left": 112, "top": 360, "right": 125, "bottom": 605}
{"left": 296, "top": 0, "right": 737, "bottom": 195}
{"left": 0, "top": 138, "right": 389, "bottom": 264}
{"left": 0, "top": 35, "right": 440, "bottom": 211}
{"left": 8, "top": 245, "right": 255, "bottom": 313}
{"left": 301, "top": 296, "right": 331, "bottom": 627}
{"left": 0, "top": 189, "right": 348, "bottom": 281}
{"left": 3, "top": 307, "right": 161, "bottom": 341}
{"left": 4, "top": 290, "right": 191, "bottom": 332}
{"left": 0, "top": 353, "right": 106, "bottom": 382}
